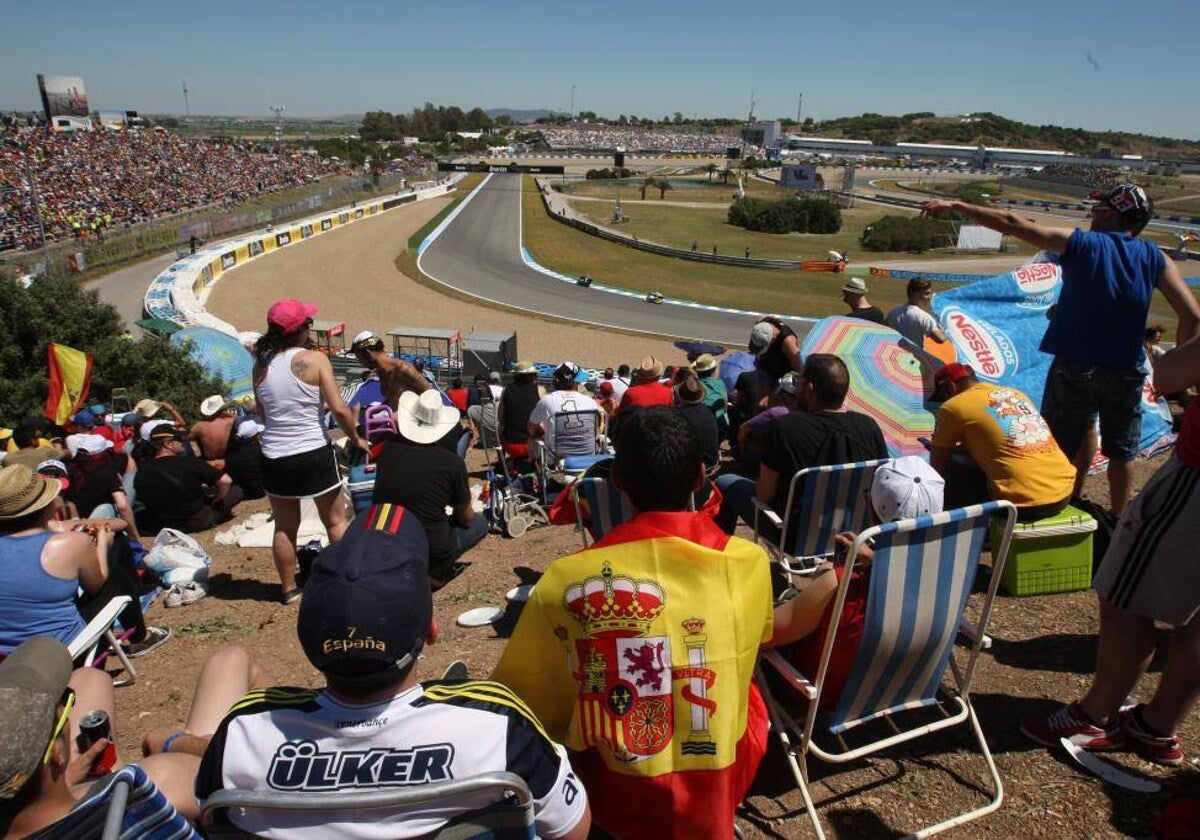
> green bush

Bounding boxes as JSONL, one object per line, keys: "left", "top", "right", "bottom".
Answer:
{"left": 0, "top": 276, "right": 222, "bottom": 423}
{"left": 860, "top": 215, "right": 955, "bottom": 253}
{"left": 727, "top": 196, "right": 843, "bottom": 235}
{"left": 584, "top": 167, "right": 633, "bottom": 180}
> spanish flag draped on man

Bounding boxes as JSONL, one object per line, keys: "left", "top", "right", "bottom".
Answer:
{"left": 493, "top": 408, "right": 773, "bottom": 840}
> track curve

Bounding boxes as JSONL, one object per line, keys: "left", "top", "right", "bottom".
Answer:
{"left": 418, "top": 173, "right": 811, "bottom": 346}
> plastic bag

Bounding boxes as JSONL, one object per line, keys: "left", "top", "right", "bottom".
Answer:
{"left": 145, "top": 528, "right": 211, "bottom": 584}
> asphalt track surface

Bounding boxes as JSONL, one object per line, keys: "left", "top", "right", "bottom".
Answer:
{"left": 419, "top": 173, "right": 812, "bottom": 346}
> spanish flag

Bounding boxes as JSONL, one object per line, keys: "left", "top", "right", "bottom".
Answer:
{"left": 44, "top": 343, "right": 93, "bottom": 425}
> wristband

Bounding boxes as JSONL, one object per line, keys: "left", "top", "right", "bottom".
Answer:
{"left": 161, "top": 731, "right": 187, "bottom": 754}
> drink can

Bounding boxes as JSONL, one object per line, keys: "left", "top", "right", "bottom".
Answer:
{"left": 78, "top": 710, "right": 117, "bottom": 776}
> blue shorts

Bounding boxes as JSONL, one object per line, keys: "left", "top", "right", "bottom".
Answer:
{"left": 1040, "top": 358, "right": 1143, "bottom": 462}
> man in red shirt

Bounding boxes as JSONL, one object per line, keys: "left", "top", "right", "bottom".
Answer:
{"left": 616, "top": 356, "right": 673, "bottom": 413}
{"left": 1022, "top": 326, "right": 1200, "bottom": 766}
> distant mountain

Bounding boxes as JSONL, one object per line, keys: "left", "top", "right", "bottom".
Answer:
{"left": 486, "top": 108, "right": 561, "bottom": 123}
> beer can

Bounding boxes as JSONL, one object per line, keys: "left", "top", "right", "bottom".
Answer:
{"left": 78, "top": 710, "right": 117, "bottom": 776}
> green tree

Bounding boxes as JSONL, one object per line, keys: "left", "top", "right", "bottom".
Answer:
{"left": 0, "top": 277, "right": 222, "bottom": 423}
{"left": 657, "top": 180, "right": 672, "bottom": 200}
{"left": 705, "top": 163, "right": 718, "bottom": 181}
{"left": 640, "top": 177, "right": 657, "bottom": 200}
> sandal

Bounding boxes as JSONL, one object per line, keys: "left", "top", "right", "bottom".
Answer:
{"left": 282, "top": 587, "right": 302, "bottom": 605}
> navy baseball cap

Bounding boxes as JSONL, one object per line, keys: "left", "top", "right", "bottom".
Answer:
{"left": 297, "top": 504, "right": 431, "bottom": 688}
{"left": 70, "top": 410, "right": 96, "bottom": 428}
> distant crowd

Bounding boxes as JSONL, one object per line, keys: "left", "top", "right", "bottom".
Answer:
{"left": 540, "top": 123, "right": 741, "bottom": 153}
{"left": 0, "top": 127, "right": 341, "bottom": 251}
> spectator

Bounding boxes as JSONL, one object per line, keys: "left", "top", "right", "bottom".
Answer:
{"left": 64, "top": 434, "right": 140, "bottom": 540}
{"left": 674, "top": 373, "right": 719, "bottom": 469}
{"left": 133, "top": 398, "right": 186, "bottom": 429}
{"left": 3, "top": 425, "right": 68, "bottom": 471}
{"left": 466, "top": 376, "right": 500, "bottom": 450}
{"left": 445, "top": 376, "right": 470, "bottom": 412}
{"left": 528, "top": 361, "right": 603, "bottom": 459}
{"left": 595, "top": 380, "right": 618, "bottom": 417}
{"left": 373, "top": 390, "right": 487, "bottom": 587}
{"left": 493, "top": 409, "right": 771, "bottom": 839}
{"left": 748, "top": 317, "right": 802, "bottom": 391}
{"left": 134, "top": 423, "right": 240, "bottom": 534}
{"left": 602, "top": 365, "right": 628, "bottom": 403}
{"left": 223, "top": 419, "right": 265, "bottom": 500}
{"left": 178, "top": 508, "right": 591, "bottom": 839}
{"left": 498, "top": 361, "right": 541, "bottom": 460}
{"left": 929, "top": 363, "right": 1074, "bottom": 521}
{"left": 68, "top": 409, "right": 114, "bottom": 447}
{"left": 923, "top": 186, "right": 1200, "bottom": 515}
{"left": 0, "top": 464, "right": 169, "bottom": 658}
{"left": 348, "top": 331, "right": 430, "bottom": 409}
{"left": 188, "top": 395, "right": 236, "bottom": 462}
{"left": 692, "top": 353, "right": 728, "bottom": 429}
{"left": 841, "top": 276, "right": 886, "bottom": 324}
{"left": 1021, "top": 328, "right": 1200, "bottom": 766}
{"left": 714, "top": 354, "right": 889, "bottom": 540}
{"left": 617, "top": 356, "right": 673, "bottom": 412}
{"left": 736, "top": 372, "right": 801, "bottom": 473}
{"left": 487, "top": 369, "right": 504, "bottom": 400}
{"left": 254, "top": 300, "right": 367, "bottom": 604}
{"left": 885, "top": 278, "right": 948, "bottom": 347}
{"left": 0, "top": 638, "right": 201, "bottom": 836}
{"left": 769, "top": 457, "right": 945, "bottom": 706}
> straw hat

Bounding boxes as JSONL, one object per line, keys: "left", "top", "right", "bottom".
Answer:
{"left": 691, "top": 354, "right": 717, "bottom": 373}
{"left": 0, "top": 464, "right": 61, "bottom": 521}
{"left": 199, "top": 395, "right": 227, "bottom": 419}
{"left": 134, "top": 398, "right": 160, "bottom": 418}
{"left": 635, "top": 356, "right": 664, "bottom": 381}
{"left": 512, "top": 361, "right": 537, "bottom": 375}
{"left": 396, "top": 390, "right": 461, "bottom": 445}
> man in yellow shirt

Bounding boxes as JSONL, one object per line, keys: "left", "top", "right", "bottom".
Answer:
{"left": 930, "top": 363, "right": 1075, "bottom": 521}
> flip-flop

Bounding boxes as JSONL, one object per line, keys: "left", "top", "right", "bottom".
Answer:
{"left": 506, "top": 585, "right": 535, "bottom": 603}
{"left": 282, "top": 588, "right": 302, "bottom": 605}
{"left": 456, "top": 606, "right": 504, "bottom": 627}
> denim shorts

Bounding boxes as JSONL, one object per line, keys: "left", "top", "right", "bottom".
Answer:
{"left": 1040, "top": 358, "right": 1143, "bottom": 461}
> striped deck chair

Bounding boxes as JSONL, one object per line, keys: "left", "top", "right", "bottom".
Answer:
{"left": 571, "top": 475, "right": 635, "bottom": 547}
{"left": 200, "top": 770, "right": 535, "bottom": 839}
{"left": 31, "top": 764, "right": 197, "bottom": 840}
{"left": 752, "top": 459, "right": 889, "bottom": 577}
{"left": 757, "top": 501, "right": 1017, "bottom": 839}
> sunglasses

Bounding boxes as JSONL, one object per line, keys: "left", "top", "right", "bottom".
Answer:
{"left": 42, "top": 687, "right": 76, "bottom": 765}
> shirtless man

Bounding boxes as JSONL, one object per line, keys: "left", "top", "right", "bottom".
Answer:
{"left": 188, "top": 395, "right": 236, "bottom": 462}
{"left": 349, "top": 331, "right": 429, "bottom": 409}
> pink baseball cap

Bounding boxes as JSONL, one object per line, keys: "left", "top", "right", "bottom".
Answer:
{"left": 267, "top": 299, "right": 318, "bottom": 333}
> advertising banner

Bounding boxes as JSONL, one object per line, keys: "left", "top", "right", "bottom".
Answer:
{"left": 932, "top": 263, "right": 1173, "bottom": 457}
{"left": 780, "top": 163, "right": 819, "bottom": 190}
{"left": 37, "top": 74, "right": 89, "bottom": 118}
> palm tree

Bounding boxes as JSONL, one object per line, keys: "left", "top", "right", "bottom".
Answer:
{"left": 704, "top": 163, "right": 718, "bottom": 182}
{"left": 640, "top": 177, "right": 656, "bottom": 201}
{"left": 720, "top": 167, "right": 733, "bottom": 185}
{"left": 657, "top": 180, "right": 672, "bottom": 200}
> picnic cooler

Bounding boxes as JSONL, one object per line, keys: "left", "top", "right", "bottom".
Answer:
{"left": 993, "top": 504, "right": 1096, "bottom": 596}
{"left": 347, "top": 459, "right": 377, "bottom": 513}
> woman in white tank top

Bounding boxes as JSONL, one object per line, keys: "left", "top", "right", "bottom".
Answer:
{"left": 252, "top": 299, "right": 368, "bottom": 603}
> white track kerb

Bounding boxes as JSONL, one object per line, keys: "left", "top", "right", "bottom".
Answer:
{"left": 416, "top": 174, "right": 816, "bottom": 335}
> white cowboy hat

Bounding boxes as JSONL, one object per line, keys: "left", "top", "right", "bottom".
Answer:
{"left": 396, "top": 390, "right": 461, "bottom": 445}
{"left": 199, "top": 395, "right": 226, "bottom": 419}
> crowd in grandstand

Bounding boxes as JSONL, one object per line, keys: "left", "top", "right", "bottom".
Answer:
{"left": 1035, "top": 163, "right": 1124, "bottom": 190}
{"left": 540, "top": 123, "right": 741, "bottom": 152}
{"left": 0, "top": 127, "right": 341, "bottom": 251}
{"left": 1, "top": 179, "right": 1199, "bottom": 837}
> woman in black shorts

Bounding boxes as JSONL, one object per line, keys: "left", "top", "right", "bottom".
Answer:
{"left": 253, "top": 299, "right": 368, "bottom": 603}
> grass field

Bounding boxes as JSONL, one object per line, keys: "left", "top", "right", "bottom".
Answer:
{"left": 560, "top": 175, "right": 777, "bottom": 203}
{"left": 520, "top": 176, "right": 1187, "bottom": 324}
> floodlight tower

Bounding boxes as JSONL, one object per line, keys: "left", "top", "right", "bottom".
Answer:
{"left": 182, "top": 82, "right": 191, "bottom": 122}
{"left": 269, "top": 104, "right": 285, "bottom": 150}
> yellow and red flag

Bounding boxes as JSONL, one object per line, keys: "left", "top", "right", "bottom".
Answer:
{"left": 44, "top": 343, "right": 93, "bottom": 425}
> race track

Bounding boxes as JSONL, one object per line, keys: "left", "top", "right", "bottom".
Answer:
{"left": 419, "top": 173, "right": 811, "bottom": 346}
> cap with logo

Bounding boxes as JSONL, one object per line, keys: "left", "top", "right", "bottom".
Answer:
{"left": 266, "top": 298, "right": 318, "bottom": 333}
{"left": 1101, "top": 183, "right": 1153, "bottom": 221}
{"left": 553, "top": 361, "right": 581, "bottom": 385}
{"left": 871, "top": 456, "right": 946, "bottom": 522}
{"left": 351, "top": 330, "right": 384, "bottom": 352}
{"left": 297, "top": 505, "right": 431, "bottom": 689}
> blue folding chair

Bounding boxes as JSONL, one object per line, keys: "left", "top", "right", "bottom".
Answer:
{"left": 757, "top": 501, "right": 1017, "bottom": 839}
{"left": 571, "top": 475, "right": 635, "bottom": 547}
{"left": 200, "top": 770, "right": 535, "bottom": 839}
{"left": 31, "top": 764, "right": 197, "bottom": 840}
{"left": 752, "top": 459, "right": 889, "bottom": 577}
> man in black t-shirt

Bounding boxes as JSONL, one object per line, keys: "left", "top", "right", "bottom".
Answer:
{"left": 714, "top": 354, "right": 888, "bottom": 541}
{"left": 373, "top": 390, "right": 488, "bottom": 585}
{"left": 134, "top": 424, "right": 241, "bottom": 533}
{"left": 841, "top": 276, "right": 887, "bottom": 325}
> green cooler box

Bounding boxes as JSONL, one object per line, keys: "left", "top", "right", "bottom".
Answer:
{"left": 994, "top": 504, "right": 1096, "bottom": 597}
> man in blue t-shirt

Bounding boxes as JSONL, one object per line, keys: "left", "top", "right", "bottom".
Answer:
{"left": 922, "top": 185, "right": 1200, "bottom": 515}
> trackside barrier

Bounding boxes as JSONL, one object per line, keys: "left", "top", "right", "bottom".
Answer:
{"left": 143, "top": 182, "right": 458, "bottom": 335}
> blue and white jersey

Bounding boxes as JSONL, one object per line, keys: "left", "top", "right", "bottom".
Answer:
{"left": 196, "top": 680, "right": 587, "bottom": 839}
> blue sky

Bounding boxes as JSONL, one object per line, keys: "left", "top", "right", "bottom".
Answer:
{"left": 2, "top": 0, "right": 1197, "bottom": 139}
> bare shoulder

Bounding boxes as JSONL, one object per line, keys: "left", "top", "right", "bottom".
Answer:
{"left": 291, "top": 349, "right": 330, "bottom": 383}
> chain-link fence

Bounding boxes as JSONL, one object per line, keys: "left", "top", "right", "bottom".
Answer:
{"left": 1, "top": 168, "right": 425, "bottom": 280}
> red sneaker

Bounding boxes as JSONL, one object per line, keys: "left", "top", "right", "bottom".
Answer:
{"left": 1119, "top": 705, "right": 1183, "bottom": 766}
{"left": 1021, "top": 702, "right": 1125, "bottom": 751}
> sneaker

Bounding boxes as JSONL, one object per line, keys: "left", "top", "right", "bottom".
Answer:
{"left": 165, "top": 581, "right": 206, "bottom": 608}
{"left": 126, "top": 626, "right": 172, "bottom": 659}
{"left": 1021, "top": 701, "right": 1125, "bottom": 751}
{"left": 1119, "top": 705, "right": 1183, "bottom": 766}
{"left": 441, "top": 660, "right": 469, "bottom": 681}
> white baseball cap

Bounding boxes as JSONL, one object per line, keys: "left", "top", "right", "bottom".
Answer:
{"left": 871, "top": 456, "right": 945, "bottom": 522}
{"left": 140, "top": 419, "right": 173, "bottom": 442}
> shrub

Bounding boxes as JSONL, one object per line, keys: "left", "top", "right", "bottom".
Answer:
{"left": 727, "top": 196, "right": 843, "bottom": 235}
{"left": 860, "top": 215, "right": 955, "bottom": 253}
